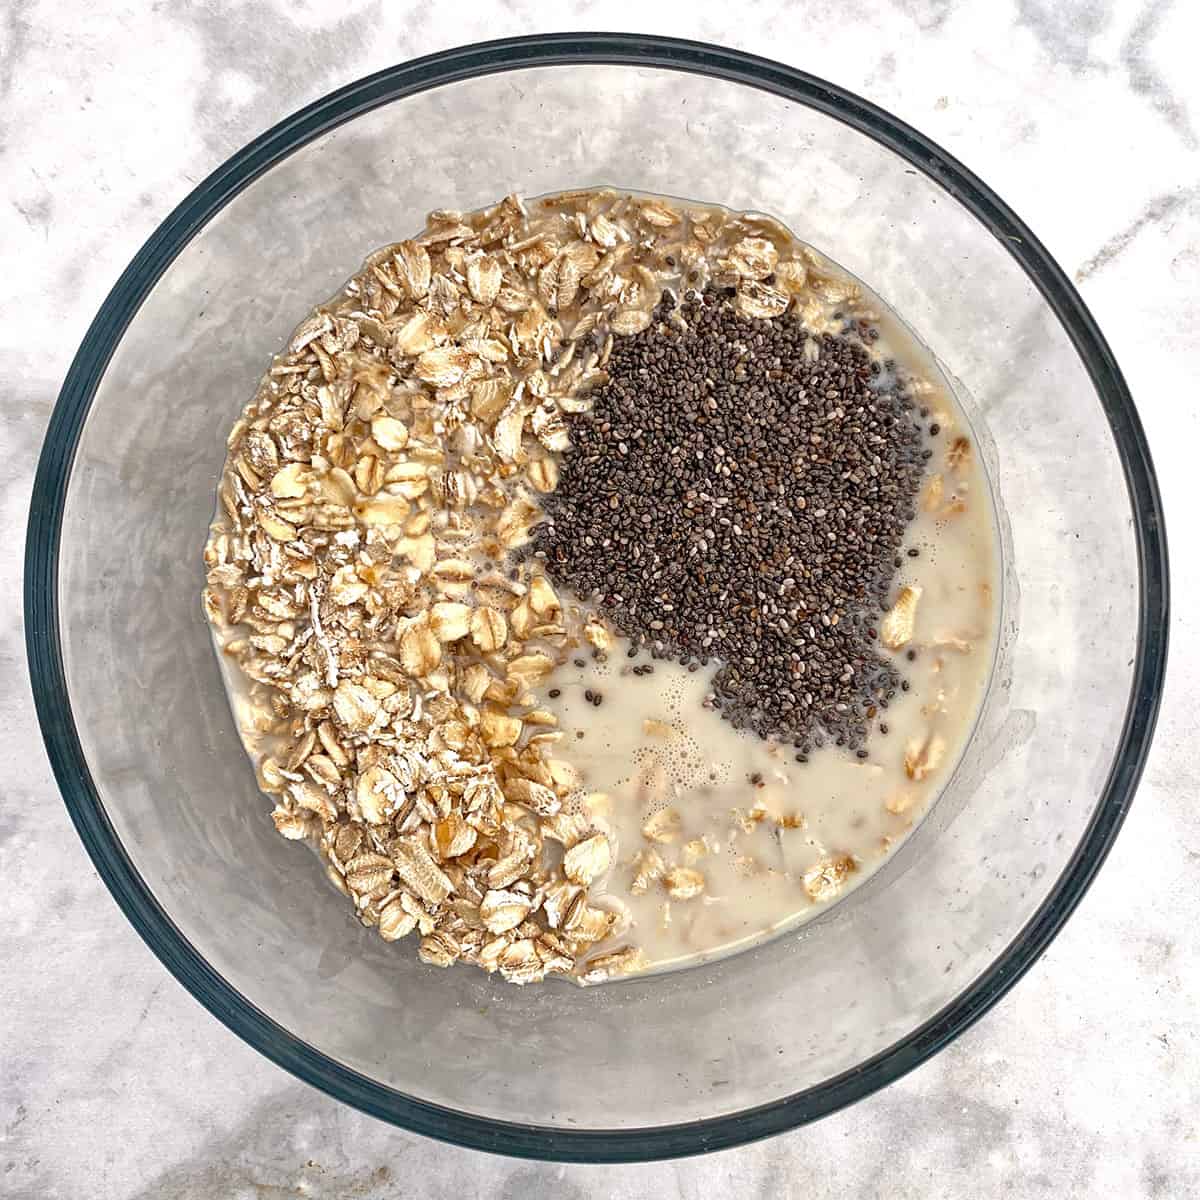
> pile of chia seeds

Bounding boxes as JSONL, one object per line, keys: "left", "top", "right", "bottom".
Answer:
{"left": 531, "top": 287, "right": 931, "bottom": 755}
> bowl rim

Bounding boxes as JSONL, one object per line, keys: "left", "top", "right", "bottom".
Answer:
{"left": 25, "top": 32, "right": 1169, "bottom": 1161}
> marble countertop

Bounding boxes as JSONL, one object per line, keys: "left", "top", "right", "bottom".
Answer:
{"left": 4, "top": 2, "right": 1197, "bottom": 1196}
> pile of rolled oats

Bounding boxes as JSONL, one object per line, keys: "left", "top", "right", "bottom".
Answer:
{"left": 203, "top": 189, "right": 868, "bottom": 984}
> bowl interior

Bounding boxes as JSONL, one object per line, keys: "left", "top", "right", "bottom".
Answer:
{"left": 34, "top": 44, "right": 1161, "bottom": 1156}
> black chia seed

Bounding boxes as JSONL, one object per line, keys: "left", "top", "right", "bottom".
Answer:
{"left": 530, "top": 287, "right": 927, "bottom": 748}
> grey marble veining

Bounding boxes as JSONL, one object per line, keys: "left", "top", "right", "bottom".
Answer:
{"left": 2, "top": 2, "right": 1198, "bottom": 1197}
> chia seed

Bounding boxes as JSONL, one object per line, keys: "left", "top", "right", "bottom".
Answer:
{"left": 531, "top": 287, "right": 927, "bottom": 748}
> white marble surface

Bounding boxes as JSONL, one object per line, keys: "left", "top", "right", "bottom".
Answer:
{"left": 3, "top": 1, "right": 1198, "bottom": 1196}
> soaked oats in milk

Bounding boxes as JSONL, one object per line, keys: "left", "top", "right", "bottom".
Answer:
{"left": 203, "top": 188, "right": 999, "bottom": 985}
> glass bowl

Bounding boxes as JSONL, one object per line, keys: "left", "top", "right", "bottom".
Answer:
{"left": 25, "top": 34, "right": 1168, "bottom": 1160}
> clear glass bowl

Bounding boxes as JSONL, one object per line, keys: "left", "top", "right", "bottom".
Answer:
{"left": 25, "top": 35, "right": 1168, "bottom": 1160}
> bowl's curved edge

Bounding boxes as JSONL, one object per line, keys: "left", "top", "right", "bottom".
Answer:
{"left": 24, "top": 32, "right": 1169, "bottom": 1162}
